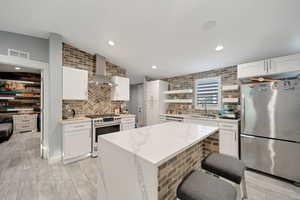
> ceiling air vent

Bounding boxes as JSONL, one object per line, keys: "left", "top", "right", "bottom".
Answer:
{"left": 8, "top": 49, "right": 30, "bottom": 59}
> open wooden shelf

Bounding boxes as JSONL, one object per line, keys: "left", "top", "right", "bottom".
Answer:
{"left": 165, "top": 99, "right": 193, "bottom": 103}
{"left": 0, "top": 74, "right": 41, "bottom": 115}
{"left": 164, "top": 89, "right": 193, "bottom": 94}
{"left": 0, "top": 78, "right": 40, "bottom": 85}
{"left": 222, "top": 85, "right": 239, "bottom": 91}
{"left": 0, "top": 91, "right": 40, "bottom": 94}
{"left": 223, "top": 98, "right": 239, "bottom": 103}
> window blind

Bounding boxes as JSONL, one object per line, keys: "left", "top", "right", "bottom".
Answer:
{"left": 195, "top": 77, "right": 221, "bottom": 109}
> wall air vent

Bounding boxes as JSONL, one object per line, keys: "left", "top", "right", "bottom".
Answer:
{"left": 8, "top": 49, "right": 30, "bottom": 59}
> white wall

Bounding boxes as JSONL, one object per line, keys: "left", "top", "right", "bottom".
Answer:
{"left": 0, "top": 31, "right": 49, "bottom": 63}
{"left": 0, "top": 31, "right": 64, "bottom": 161}
{"left": 48, "top": 33, "right": 63, "bottom": 160}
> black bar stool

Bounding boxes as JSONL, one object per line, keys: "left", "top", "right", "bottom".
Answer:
{"left": 202, "top": 153, "right": 247, "bottom": 199}
{"left": 177, "top": 170, "right": 237, "bottom": 200}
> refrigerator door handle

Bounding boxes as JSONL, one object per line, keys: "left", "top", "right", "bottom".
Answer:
{"left": 241, "top": 134, "right": 256, "bottom": 139}
{"left": 241, "top": 94, "right": 245, "bottom": 132}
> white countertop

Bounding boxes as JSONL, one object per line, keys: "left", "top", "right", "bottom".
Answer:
{"left": 160, "top": 113, "right": 240, "bottom": 123}
{"left": 99, "top": 122, "right": 219, "bottom": 166}
{"left": 60, "top": 117, "right": 91, "bottom": 124}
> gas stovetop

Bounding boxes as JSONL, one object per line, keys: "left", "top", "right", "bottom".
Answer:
{"left": 86, "top": 114, "right": 121, "bottom": 125}
{"left": 86, "top": 114, "right": 120, "bottom": 119}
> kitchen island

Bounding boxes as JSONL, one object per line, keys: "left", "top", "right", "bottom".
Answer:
{"left": 97, "top": 122, "right": 219, "bottom": 200}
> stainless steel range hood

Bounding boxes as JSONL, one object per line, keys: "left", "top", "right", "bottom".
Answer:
{"left": 89, "top": 54, "right": 114, "bottom": 86}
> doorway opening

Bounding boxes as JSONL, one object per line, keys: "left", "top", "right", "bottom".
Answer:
{"left": 129, "top": 83, "right": 145, "bottom": 127}
{"left": 0, "top": 63, "right": 45, "bottom": 160}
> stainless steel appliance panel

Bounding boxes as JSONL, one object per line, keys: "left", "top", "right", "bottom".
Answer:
{"left": 241, "top": 135, "right": 300, "bottom": 182}
{"left": 241, "top": 80, "right": 300, "bottom": 142}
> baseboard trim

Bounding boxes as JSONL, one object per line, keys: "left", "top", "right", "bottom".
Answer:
{"left": 48, "top": 155, "right": 62, "bottom": 164}
{"left": 63, "top": 153, "right": 91, "bottom": 165}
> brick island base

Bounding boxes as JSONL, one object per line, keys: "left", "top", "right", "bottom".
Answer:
{"left": 158, "top": 132, "right": 219, "bottom": 200}
{"left": 98, "top": 123, "right": 219, "bottom": 200}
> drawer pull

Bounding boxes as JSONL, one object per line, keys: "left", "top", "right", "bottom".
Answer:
{"left": 73, "top": 125, "right": 86, "bottom": 129}
{"left": 220, "top": 123, "right": 236, "bottom": 129}
{"left": 223, "top": 124, "right": 233, "bottom": 128}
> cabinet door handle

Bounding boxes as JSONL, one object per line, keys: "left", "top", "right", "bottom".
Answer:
{"left": 221, "top": 124, "right": 234, "bottom": 128}
{"left": 241, "top": 95, "right": 245, "bottom": 131}
{"left": 73, "top": 125, "right": 85, "bottom": 129}
{"left": 234, "top": 131, "right": 237, "bottom": 141}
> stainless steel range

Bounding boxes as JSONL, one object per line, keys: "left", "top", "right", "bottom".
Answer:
{"left": 86, "top": 114, "right": 121, "bottom": 157}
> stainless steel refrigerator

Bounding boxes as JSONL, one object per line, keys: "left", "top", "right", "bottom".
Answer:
{"left": 241, "top": 79, "right": 300, "bottom": 183}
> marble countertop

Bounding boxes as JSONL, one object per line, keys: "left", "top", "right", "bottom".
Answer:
{"left": 160, "top": 113, "right": 240, "bottom": 123}
{"left": 117, "top": 114, "right": 136, "bottom": 118}
{"left": 60, "top": 117, "right": 91, "bottom": 124}
{"left": 99, "top": 122, "right": 219, "bottom": 166}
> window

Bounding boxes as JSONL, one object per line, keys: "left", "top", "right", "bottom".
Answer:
{"left": 194, "top": 77, "right": 221, "bottom": 110}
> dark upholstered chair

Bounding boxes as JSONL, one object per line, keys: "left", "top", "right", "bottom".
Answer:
{"left": 202, "top": 153, "right": 247, "bottom": 199}
{"left": 177, "top": 170, "right": 237, "bottom": 200}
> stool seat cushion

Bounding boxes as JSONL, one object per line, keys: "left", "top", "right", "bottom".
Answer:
{"left": 202, "top": 153, "right": 245, "bottom": 184}
{"left": 177, "top": 170, "right": 237, "bottom": 200}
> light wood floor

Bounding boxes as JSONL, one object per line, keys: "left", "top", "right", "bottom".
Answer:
{"left": 0, "top": 132, "right": 299, "bottom": 200}
{"left": 0, "top": 132, "right": 97, "bottom": 200}
{"left": 245, "top": 170, "right": 300, "bottom": 200}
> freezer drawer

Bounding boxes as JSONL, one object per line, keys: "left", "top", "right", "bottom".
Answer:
{"left": 241, "top": 135, "right": 300, "bottom": 183}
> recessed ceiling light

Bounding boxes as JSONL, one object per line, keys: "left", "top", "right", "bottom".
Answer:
{"left": 15, "top": 67, "right": 21, "bottom": 70}
{"left": 215, "top": 45, "right": 224, "bottom": 51}
{"left": 152, "top": 65, "right": 157, "bottom": 69}
{"left": 108, "top": 40, "right": 115, "bottom": 46}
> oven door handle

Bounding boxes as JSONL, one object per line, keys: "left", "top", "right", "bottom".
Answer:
{"left": 96, "top": 123, "right": 121, "bottom": 128}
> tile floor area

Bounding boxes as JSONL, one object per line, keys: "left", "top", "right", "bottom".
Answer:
{"left": 0, "top": 132, "right": 299, "bottom": 200}
{"left": 0, "top": 132, "right": 97, "bottom": 200}
{"left": 246, "top": 170, "right": 300, "bottom": 200}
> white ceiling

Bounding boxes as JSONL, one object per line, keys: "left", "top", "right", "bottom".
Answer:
{"left": 0, "top": 0, "right": 300, "bottom": 83}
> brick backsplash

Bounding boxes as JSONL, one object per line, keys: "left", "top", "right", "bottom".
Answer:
{"left": 157, "top": 132, "right": 219, "bottom": 200}
{"left": 62, "top": 43, "right": 128, "bottom": 118}
{"left": 163, "top": 66, "right": 240, "bottom": 115}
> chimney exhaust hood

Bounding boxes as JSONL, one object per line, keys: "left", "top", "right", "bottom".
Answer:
{"left": 89, "top": 54, "right": 115, "bottom": 86}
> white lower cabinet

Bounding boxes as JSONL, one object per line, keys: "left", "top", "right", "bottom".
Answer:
{"left": 121, "top": 116, "right": 136, "bottom": 131}
{"left": 184, "top": 117, "right": 239, "bottom": 158}
{"left": 62, "top": 121, "right": 91, "bottom": 163}
{"left": 219, "top": 129, "right": 238, "bottom": 158}
{"left": 184, "top": 118, "right": 219, "bottom": 127}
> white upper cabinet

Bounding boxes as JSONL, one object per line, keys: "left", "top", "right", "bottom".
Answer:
{"left": 238, "top": 61, "right": 267, "bottom": 79}
{"left": 269, "top": 54, "right": 300, "bottom": 75}
{"left": 238, "top": 53, "right": 300, "bottom": 79}
{"left": 111, "top": 76, "right": 130, "bottom": 101}
{"left": 63, "top": 66, "right": 88, "bottom": 100}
